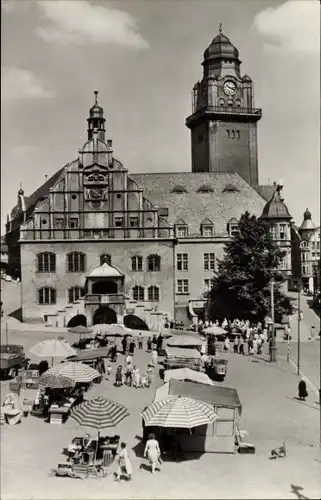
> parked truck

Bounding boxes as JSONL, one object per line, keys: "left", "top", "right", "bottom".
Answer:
{"left": 0, "top": 344, "right": 27, "bottom": 380}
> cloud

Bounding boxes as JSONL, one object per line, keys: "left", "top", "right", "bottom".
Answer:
{"left": 253, "top": 0, "right": 320, "bottom": 53}
{"left": 1, "top": 67, "right": 54, "bottom": 101}
{"left": 36, "top": 0, "right": 149, "bottom": 50}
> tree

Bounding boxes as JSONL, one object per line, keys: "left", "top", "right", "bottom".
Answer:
{"left": 208, "top": 212, "right": 293, "bottom": 323}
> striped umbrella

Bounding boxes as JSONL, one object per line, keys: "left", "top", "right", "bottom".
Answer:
{"left": 39, "top": 373, "right": 74, "bottom": 389}
{"left": 141, "top": 396, "right": 217, "bottom": 429}
{"left": 29, "top": 339, "right": 77, "bottom": 366}
{"left": 70, "top": 397, "right": 129, "bottom": 430}
{"left": 45, "top": 362, "right": 101, "bottom": 383}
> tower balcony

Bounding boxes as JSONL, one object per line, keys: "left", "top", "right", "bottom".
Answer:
{"left": 85, "top": 293, "right": 125, "bottom": 305}
{"left": 186, "top": 105, "right": 262, "bottom": 128}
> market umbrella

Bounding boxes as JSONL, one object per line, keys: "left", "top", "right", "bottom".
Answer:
{"left": 68, "top": 326, "right": 94, "bottom": 337}
{"left": 29, "top": 339, "right": 77, "bottom": 366}
{"left": 39, "top": 373, "right": 74, "bottom": 389}
{"left": 205, "top": 325, "right": 225, "bottom": 336}
{"left": 70, "top": 397, "right": 129, "bottom": 459}
{"left": 141, "top": 396, "right": 217, "bottom": 429}
{"left": 45, "top": 362, "right": 101, "bottom": 383}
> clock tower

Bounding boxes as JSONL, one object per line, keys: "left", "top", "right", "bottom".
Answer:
{"left": 186, "top": 28, "right": 262, "bottom": 186}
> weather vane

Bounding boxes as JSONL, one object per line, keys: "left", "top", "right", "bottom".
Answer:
{"left": 219, "top": 23, "right": 222, "bottom": 34}
{"left": 94, "top": 90, "right": 99, "bottom": 104}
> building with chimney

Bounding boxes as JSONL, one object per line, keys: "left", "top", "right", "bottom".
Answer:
{"left": 5, "top": 30, "right": 295, "bottom": 328}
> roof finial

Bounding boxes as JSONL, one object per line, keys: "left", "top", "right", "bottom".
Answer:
{"left": 219, "top": 23, "right": 222, "bottom": 34}
{"left": 94, "top": 90, "right": 99, "bottom": 105}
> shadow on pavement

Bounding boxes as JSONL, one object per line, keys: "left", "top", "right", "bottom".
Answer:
{"left": 285, "top": 396, "right": 319, "bottom": 411}
{"left": 290, "top": 484, "right": 310, "bottom": 499}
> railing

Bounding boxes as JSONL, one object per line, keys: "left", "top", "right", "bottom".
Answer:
{"left": 85, "top": 294, "right": 125, "bottom": 304}
{"left": 20, "top": 227, "right": 175, "bottom": 241}
{"left": 186, "top": 105, "right": 262, "bottom": 123}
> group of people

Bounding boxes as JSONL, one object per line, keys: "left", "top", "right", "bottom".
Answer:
{"left": 114, "top": 353, "right": 154, "bottom": 389}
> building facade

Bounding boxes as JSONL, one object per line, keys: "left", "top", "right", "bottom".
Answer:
{"left": 5, "top": 29, "right": 296, "bottom": 328}
{"left": 298, "top": 209, "right": 320, "bottom": 293}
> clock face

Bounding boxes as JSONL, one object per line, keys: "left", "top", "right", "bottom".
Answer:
{"left": 223, "top": 80, "right": 236, "bottom": 96}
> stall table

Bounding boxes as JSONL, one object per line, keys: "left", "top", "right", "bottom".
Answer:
{"left": 48, "top": 405, "right": 70, "bottom": 424}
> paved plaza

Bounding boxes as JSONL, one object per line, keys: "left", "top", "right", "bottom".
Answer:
{"left": 1, "top": 325, "right": 320, "bottom": 500}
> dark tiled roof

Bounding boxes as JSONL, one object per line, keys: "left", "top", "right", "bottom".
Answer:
{"left": 131, "top": 172, "right": 266, "bottom": 235}
{"left": 10, "top": 165, "right": 68, "bottom": 219}
{"left": 253, "top": 184, "right": 276, "bottom": 202}
{"left": 168, "top": 379, "right": 242, "bottom": 409}
{"left": 260, "top": 186, "right": 292, "bottom": 220}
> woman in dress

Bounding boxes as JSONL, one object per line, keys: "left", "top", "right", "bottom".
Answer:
{"left": 146, "top": 365, "right": 153, "bottom": 387}
{"left": 144, "top": 433, "right": 161, "bottom": 474}
{"left": 114, "top": 442, "right": 132, "bottom": 481}
{"left": 151, "top": 348, "right": 158, "bottom": 367}
{"left": 132, "top": 366, "right": 140, "bottom": 388}
{"left": 298, "top": 380, "right": 308, "bottom": 401}
{"left": 115, "top": 365, "right": 123, "bottom": 387}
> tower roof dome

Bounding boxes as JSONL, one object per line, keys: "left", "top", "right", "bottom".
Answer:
{"left": 89, "top": 90, "right": 104, "bottom": 118}
{"left": 299, "top": 208, "right": 315, "bottom": 231}
{"left": 203, "top": 29, "right": 239, "bottom": 62}
{"left": 260, "top": 184, "right": 292, "bottom": 220}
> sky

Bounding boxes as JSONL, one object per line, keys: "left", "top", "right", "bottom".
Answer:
{"left": 1, "top": 0, "right": 320, "bottom": 233}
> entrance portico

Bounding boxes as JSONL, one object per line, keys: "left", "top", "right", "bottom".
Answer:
{"left": 85, "top": 262, "right": 125, "bottom": 325}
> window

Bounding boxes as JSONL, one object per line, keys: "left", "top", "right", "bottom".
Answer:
{"left": 236, "top": 130, "right": 240, "bottom": 139}
{"left": 67, "top": 252, "right": 85, "bottom": 272}
{"left": 100, "top": 254, "right": 111, "bottom": 266}
{"left": 302, "top": 265, "right": 309, "bottom": 275}
{"left": 176, "top": 253, "right": 188, "bottom": 271}
{"left": 202, "top": 226, "right": 213, "bottom": 237}
{"left": 270, "top": 226, "right": 277, "bottom": 240}
{"left": 130, "top": 217, "right": 139, "bottom": 228}
{"left": 147, "top": 254, "right": 161, "bottom": 272}
{"left": 312, "top": 241, "right": 316, "bottom": 249}
{"left": 204, "top": 253, "right": 215, "bottom": 271}
{"left": 279, "top": 224, "right": 286, "bottom": 240}
{"left": 68, "top": 286, "right": 84, "bottom": 303}
{"left": 38, "top": 287, "right": 56, "bottom": 305}
{"left": 148, "top": 286, "right": 159, "bottom": 301}
{"left": 171, "top": 186, "right": 188, "bottom": 194}
{"left": 54, "top": 217, "right": 64, "bottom": 229}
{"left": 204, "top": 278, "right": 214, "bottom": 291}
{"left": 317, "top": 241, "right": 320, "bottom": 249}
{"left": 197, "top": 185, "right": 214, "bottom": 193}
{"left": 229, "top": 223, "right": 239, "bottom": 237}
{"left": 279, "top": 258, "right": 287, "bottom": 270}
{"left": 132, "top": 285, "right": 144, "bottom": 301}
{"left": 302, "top": 253, "right": 308, "bottom": 262}
{"left": 115, "top": 217, "right": 124, "bottom": 228}
{"left": 177, "top": 279, "right": 189, "bottom": 294}
{"left": 131, "top": 255, "right": 143, "bottom": 271}
{"left": 176, "top": 226, "right": 187, "bottom": 238}
{"left": 69, "top": 218, "right": 79, "bottom": 229}
{"left": 37, "top": 252, "right": 56, "bottom": 272}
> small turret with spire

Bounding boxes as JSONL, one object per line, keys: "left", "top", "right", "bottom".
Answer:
{"left": 87, "top": 90, "right": 106, "bottom": 142}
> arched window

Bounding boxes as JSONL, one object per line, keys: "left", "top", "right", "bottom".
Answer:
{"left": 68, "top": 286, "right": 85, "bottom": 303}
{"left": 67, "top": 252, "right": 85, "bottom": 272}
{"left": 131, "top": 256, "right": 143, "bottom": 272}
{"left": 132, "top": 285, "right": 145, "bottom": 301}
{"left": 100, "top": 254, "right": 111, "bottom": 266}
{"left": 147, "top": 254, "right": 161, "bottom": 272}
{"left": 38, "top": 287, "right": 56, "bottom": 305}
{"left": 37, "top": 252, "right": 56, "bottom": 272}
{"left": 148, "top": 286, "right": 159, "bottom": 301}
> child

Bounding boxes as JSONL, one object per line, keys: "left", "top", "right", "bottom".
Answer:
{"left": 141, "top": 374, "right": 147, "bottom": 388}
{"left": 106, "top": 364, "right": 112, "bottom": 381}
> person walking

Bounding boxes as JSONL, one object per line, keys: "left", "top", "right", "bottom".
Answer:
{"left": 138, "top": 333, "right": 143, "bottom": 350}
{"left": 146, "top": 365, "right": 153, "bottom": 387}
{"left": 114, "top": 442, "right": 132, "bottom": 481}
{"left": 115, "top": 366, "right": 123, "bottom": 387}
{"left": 144, "top": 433, "right": 161, "bottom": 474}
{"left": 106, "top": 364, "right": 112, "bottom": 381}
{"left": 121, "top": 337, "right": 127, "bottom": 355}
{"left": 147, "top": 337, "right": 152, "bottom": 353}
{"left": 239, "top": 336, "right": 245, "bottom": 355}
{"left": 157, "top": 334, "right": 163, "bottom": 354}
{"left": 298, "top": 380, "right": 308, "bottom": 401}
{"left": 129, "top": 339, "right": 136, "bottom": 356}
{"left": 233, "top": 337, "right": 238, "bottom": 354}
{"left": 152, "top": 335, "right": 157, "bottom": 351}
{"left": 223, "top": 337, "right": 230, "bottom": 353}
{"left": 151, "top": 348, "right": 158, "bottom": 367}
{"left": 132, "top": 366, "right": 140, "bottom": 388}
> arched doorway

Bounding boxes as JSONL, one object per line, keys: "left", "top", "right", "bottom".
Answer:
{"left": 92, "top": 281, "right": 118, "bottom": 295}
{"left": 67, "top": 314, "right": 87, "bottom": 328}
{"left": 124, "top": 314, "right": 149, "bottom": 330}
{"left": 93, "top": 306, "right": 117, "bottom": 325}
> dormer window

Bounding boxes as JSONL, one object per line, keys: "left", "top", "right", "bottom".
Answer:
{"left": 200, "top": 219, "right": 214, "bottom": 238}
{"left": 223, "top": 184, "right": 239, "bottom": 193}
{"left": 228, "top": 221, "right": 239, "bottom": 237}
{"left": 270, "top": 226, "right": 277, "bottom": 240}
{"left": 197, "top": 184, "right": 214, "bottom": 193}
{"left": 176, "top": 225, "right": 187, "bottom": 238}
{"left": 279, "top": 224, "right": 287, "bottom": 240}
{"left": 171, "top": 186, "right": 188, "bottom": 194}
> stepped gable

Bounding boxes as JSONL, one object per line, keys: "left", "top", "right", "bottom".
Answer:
{"left": 10, "top": 164, "right": 67, "bottom": 219}
{"left": 131, "top": 172, "right": 266, "bottom": 235}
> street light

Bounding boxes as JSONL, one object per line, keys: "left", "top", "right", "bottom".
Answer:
{"left": 293, "top": 278, "right": 302, "bottom": 376}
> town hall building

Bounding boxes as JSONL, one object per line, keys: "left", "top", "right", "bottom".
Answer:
{"left": 5, "top": 29, "right": 295, "bottom": 329}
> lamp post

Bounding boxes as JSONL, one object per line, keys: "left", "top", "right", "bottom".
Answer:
{"left": 270, "top": 278, "right": 277, "bottom": 363}
{"left": 294, "top": 278, "right": 302, "bottom": 376}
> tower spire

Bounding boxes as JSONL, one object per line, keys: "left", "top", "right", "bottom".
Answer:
{"left": 87, "top": 90, "right": 106, "bottom": 142}
{"left": 94, "top": 90, "right": 99, "bottom": 105}
{"left": 219, "top": 22, "right": 222, "bottom": 34}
